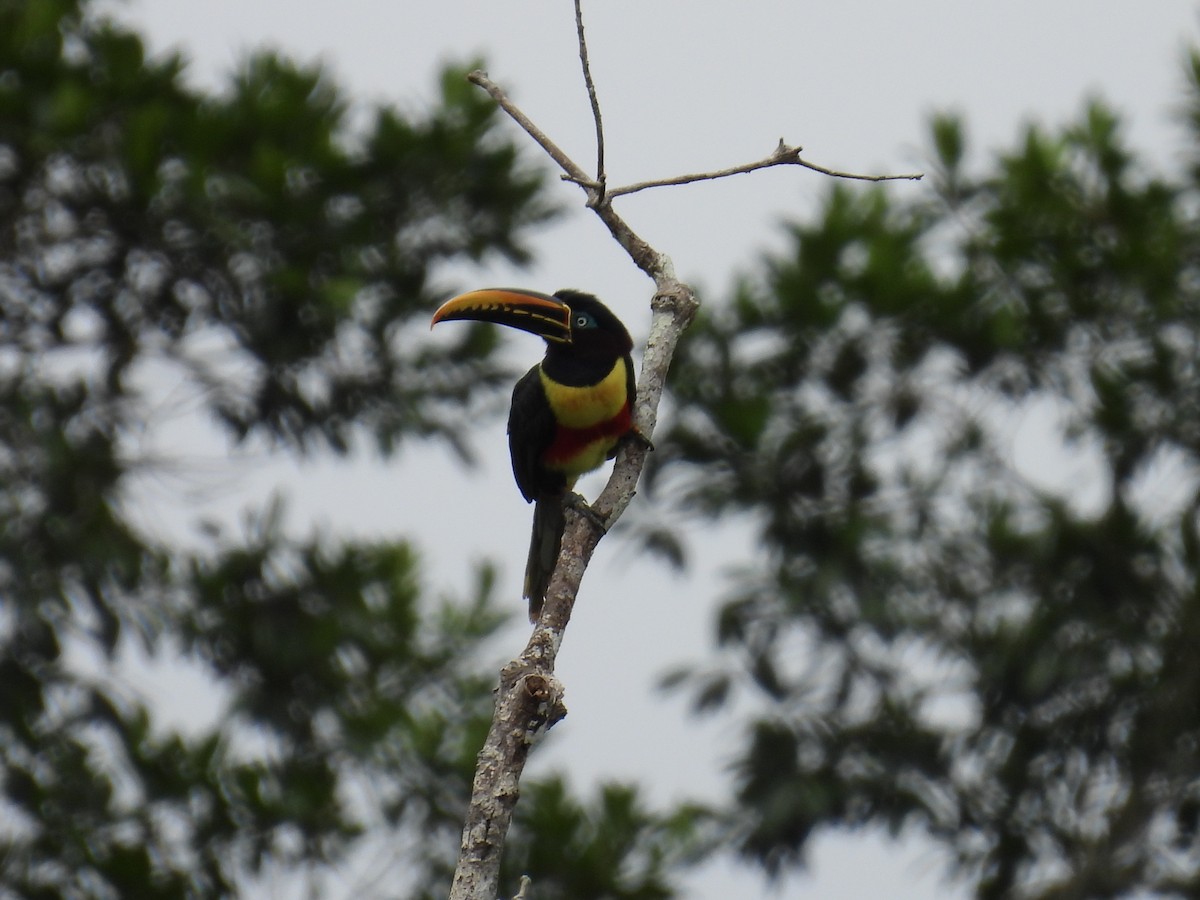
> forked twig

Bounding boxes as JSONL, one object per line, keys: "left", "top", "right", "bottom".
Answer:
{"left": 468, "top": 69, "right": 663, "bottom": 276}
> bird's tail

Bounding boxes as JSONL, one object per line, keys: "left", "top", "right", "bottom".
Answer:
{"left": 524, "top": 493, "right": 566, "bottom": 622}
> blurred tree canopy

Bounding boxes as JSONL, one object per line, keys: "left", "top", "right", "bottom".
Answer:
{"left": 0, "top": 1, "right": 701, "bottom": 897}
{"left": 651, "top": 56, "right": 1200, "bottom": 900}
{"left": 8, "top": 1, "right": 1200, "bottom": 899}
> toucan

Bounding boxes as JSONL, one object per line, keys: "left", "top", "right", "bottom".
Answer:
{"left": 431, "top": 288, "right": 637, "bottom": 621}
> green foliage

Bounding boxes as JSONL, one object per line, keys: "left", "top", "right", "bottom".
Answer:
{"left": 503, "top": 778, "right": 714, "bottom": 900}
{"left": 650, "top": 76, "right": 1200, "bottom": 896}
{"left": 0, "top": 0, "right": 553, "bottom": 457}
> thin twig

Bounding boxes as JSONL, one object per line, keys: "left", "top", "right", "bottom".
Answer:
{"left": 467, "top": 70, "right": 593, "bottom": 189}
{"left": 574, "top": 139, "right": 923, "bottom": 198}
{"left": 468, "top": 70, "right": 662, "bottom": 275}
{"left": 574, "top": 0, "right": 606, "bottom": 197}
{"left": 791, "top": 155, "right": 924, "bottom": 184}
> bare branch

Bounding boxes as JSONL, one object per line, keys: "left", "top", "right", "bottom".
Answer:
{"left": 467, "top": 70, "right": 666, "bottom": 279}
{"left": 574, "top": 0, "right": 606, "bottom": 195}
{"left": 590, "top": 139, "right": 923, "bottom": 198}
{"left": 450, "top": 72, "right": 695, "bottom": 900}
{"left": 449, "top": 664, "right": 567, "bottom": 900}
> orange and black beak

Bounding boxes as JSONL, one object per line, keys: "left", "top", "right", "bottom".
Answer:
{"left": 431, "top": 288, "right": 572, "bottom": 344}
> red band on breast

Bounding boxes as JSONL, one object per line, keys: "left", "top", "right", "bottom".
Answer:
{"left": 543, "top": 404, "right": 633, "bottom": 466}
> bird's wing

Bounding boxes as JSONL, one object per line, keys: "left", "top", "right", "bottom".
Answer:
{"left": 508, "top": 364, "right": 558, "bottom": 503}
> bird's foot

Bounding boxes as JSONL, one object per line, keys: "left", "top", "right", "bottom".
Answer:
{"left": 564, "top": 492, "right": 609, "bottom": 533}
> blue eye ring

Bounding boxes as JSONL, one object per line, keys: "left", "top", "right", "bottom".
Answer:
{"left": 573, "top": 311, "right": 597, "bottom": 329}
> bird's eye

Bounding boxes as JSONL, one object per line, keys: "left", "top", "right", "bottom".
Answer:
{"left": 574, "top": 312, "right": 596, "bottom": 329}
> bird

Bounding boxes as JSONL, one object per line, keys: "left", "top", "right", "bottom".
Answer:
{"left": 431, "top": 287, "right": 637, "bottom": 621}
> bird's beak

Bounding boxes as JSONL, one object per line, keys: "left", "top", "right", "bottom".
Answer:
{"left": 431, "top": 288, "right": 572, "bottom": 344}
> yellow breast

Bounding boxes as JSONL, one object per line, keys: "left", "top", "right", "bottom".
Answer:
{"left": 538, "top": 358, "right": 629, "bottom": 428}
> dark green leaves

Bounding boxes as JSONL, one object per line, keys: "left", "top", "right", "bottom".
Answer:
{"left": 1, "top": 2, "right": 555, "bottom": 455}
{"left": 650, "top": 70, "right": 1200, "bottom": 898}
{"left": 497, "top": 777, "right": 715, "bottom": 900}
{"left": 0, "top": 2, "right": 561, "bottom": 897}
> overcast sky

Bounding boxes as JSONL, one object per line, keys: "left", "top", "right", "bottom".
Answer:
{"left": 104, "top": 2, "right": 1200, "bottom": 897}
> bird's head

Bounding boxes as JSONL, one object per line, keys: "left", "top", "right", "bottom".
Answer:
{"left": 431, "top": 288, "right": 632, "bottom": 359}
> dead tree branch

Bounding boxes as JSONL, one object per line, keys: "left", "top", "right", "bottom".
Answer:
{"left": 452, "top": 69, "right": 694, "bottom": 900}
{"left": 467, "top": 70, "right": 671, "bottom": 284}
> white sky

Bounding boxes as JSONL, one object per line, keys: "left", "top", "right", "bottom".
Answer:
{"left": 103, "top": 2, "right": 1200, "bottom": 897}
